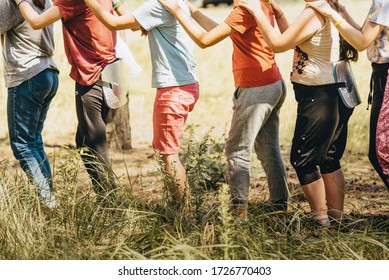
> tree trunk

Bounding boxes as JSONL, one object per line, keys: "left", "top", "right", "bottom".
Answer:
{"left": 106, "top": 92, "right": 132, "bottom": 150}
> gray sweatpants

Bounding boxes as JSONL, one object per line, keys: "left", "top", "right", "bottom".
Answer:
{"left": 225, "top": 79, "right": 289, "bottom": 211}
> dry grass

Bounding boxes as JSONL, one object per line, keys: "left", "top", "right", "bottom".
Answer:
{"left": 0, "top": 0, "right": 388, "bottom": 260}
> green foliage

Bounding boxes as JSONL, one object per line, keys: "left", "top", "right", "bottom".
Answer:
{"left": 180, "top": 125, "right": 227, "bottom": 190}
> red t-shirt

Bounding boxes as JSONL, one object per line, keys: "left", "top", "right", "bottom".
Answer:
{"left": 225, "top": 4, "right": 281, "bottom": 87}
{"left": 55, "top": 0, "right": 116, "bottom": 86}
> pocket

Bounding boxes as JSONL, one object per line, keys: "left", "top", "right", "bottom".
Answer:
{"left": 28, "top": 70, "right": 51, "bottom": 97}
{"left": 233, "top": 87, "right": 240, "bottom": 100}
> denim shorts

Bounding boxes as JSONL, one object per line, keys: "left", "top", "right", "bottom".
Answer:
{"left": 153, "top": 82, "right": 199, "bottom": 154}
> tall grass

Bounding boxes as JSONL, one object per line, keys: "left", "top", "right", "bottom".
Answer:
{"left": 0, "top": 132, "right": 388, "bottom": 260}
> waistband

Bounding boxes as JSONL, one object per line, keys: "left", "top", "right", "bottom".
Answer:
{"left": 367, "top": 63, "right": 389, "bottom": 109}
{"left": 372, "top": 62, "right": 389, "bottom": 73}
{"left": 292, "top": 82, "right": 346, "bottom": 90}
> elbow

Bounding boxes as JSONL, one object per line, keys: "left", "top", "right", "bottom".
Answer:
{"left": 197, "top": 37, "right": 212, "bottom": 49}
{"left": 355, "top": 44, "right": 368, "bottom": 52}
{"left": 31, "top": 22, "right": 44, "bottom": 30}
{"left": 198, "top": 42, "right": 208, "bottom": 49}
{"left": 104, "top": 21, "right": 118, "bottom": 31}
{"left": 356, "top": 46, "right": 366, "bottom": 52}
{"left": 28, "top": 18, "right": 49, "bottom": 30}
{"left": 271, "top": 45, "right": 283, "bottom": 53}
{"left": 271, "top": 44, "right": 290, "bottom": 53}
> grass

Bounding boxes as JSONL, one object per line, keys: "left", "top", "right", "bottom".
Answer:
{"left": 0, "top": 138, "right": 388, "bottom": 260}
{"left": 0, "top": 0, "right": 388, "bottom": 260}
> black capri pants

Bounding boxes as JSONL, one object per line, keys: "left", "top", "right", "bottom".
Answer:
{"left": 290, "top": 83, "right": 354, "bottom": 185}
{"left": 368, "top": 63, "right": 389, "bottom": 190}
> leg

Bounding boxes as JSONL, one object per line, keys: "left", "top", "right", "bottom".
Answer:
{"left": 322, "top": 169, "right": 346, "bottom": 219}
{"left": 75, "top": 83, "right": 116, "bottom": 194}
{"left": 320, "top": 101, "right": 353, "bottom": 219}
{"left": 302, "top": 178, "right": 327, "bottom": 217}
{"left": 7, "top": 70, "right": 58, "bottom": 206}
{"left": 253, "top": 80, "right": 288, "bottom": 211}
{"left": 34, "top": 70, "right": 59, "bottom": 189}
{"left": 375, "top": 73, "right": 389, "bottom": 187}
{"left": 161, "top": 154, "right": 187, "bottom": 201}
{"left": 153, "top": 83, "right": 199, "bottom": 205}
{"left": 226, "top": 81, "right": 286, "bottom": 211}
{"left": 368, "top": 69, "right": 389, "bottom": 189}
{"left": 291, "top": 84, "right": 339, "bottom": 222}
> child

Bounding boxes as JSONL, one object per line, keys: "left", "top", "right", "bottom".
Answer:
{"left": 15, "top": 0, "right": 119, "bottom": 200}
{"left": 159, "top": 0, "right": 289, "bottom": 219}
{"left": 84, "top": 0, "right": 199, "bottom": 216}
{"left": 2, "top": 0, "right": 59, "bottom": 208}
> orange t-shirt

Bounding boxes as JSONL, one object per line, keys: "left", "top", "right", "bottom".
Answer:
{"left": 225, "top": 4, "right": 281, "bottom": 87}
{"left": 55, "top": 0, "right": 116, "bottom": 86}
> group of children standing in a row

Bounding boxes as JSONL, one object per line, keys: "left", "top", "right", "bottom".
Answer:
{"left": 1, "top": 0, "right": 388, "bottom": 227}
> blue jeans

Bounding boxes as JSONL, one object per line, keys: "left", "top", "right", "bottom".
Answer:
{"left": 7, "top": 69, "right": 59, "bottom": 196}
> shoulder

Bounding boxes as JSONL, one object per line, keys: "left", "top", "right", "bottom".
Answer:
{"left": 136, "top": 0, "right": 166, "bottom": 13}
{"left": 0, "top": 0, "right": 19, "bottom": 15}
{"left": 367, "top": 0, "right": 389, "bottom": 27}
{"left": 0, "top": 1, "right": 23, "bottom": 33}
{"left": 225, "top": 6, "right": 256, "bottom": 31}
{"left": 294, "top": 6, "right": 325, "bottom": 28}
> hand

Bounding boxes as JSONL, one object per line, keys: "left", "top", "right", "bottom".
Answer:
{"left": 305, "top": 1, "right": 336, "bottom": 18}
{"left": 159, "top": 0, "right": 181, "bottom": 14}
{"left": 238, "top": 0, "right": 263, "bottom": 16}
{"left": 338, "top": 3, "right": 348, "bottom": 17}
{"left": 270, "top": 0, "right": 284, "bottom": 19}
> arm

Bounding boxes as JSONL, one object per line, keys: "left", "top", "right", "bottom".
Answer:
{"left": 271, "top": 0, "right": 289, "bottom": 33}
{"left": 339, "top": 4, "right": 361, "bottom": 31}
{"left": 15, "top": 0, "right": 62, "bottom": 29}
{"left": 239, "top": 0, "right": 322, "bottom": 53}
{"left": 159, "top": 0, "right": 233, "bottom": 48}
{"left": 84, "top": 0, "right": 140, "bottom": 31}
{"left": 188, "top": 2, "right": 218, "bottom": 32}
{"left": 306, "top": 1, "right": 383, "bottom": 51}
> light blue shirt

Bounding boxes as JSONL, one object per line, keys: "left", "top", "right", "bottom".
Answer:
{"left": 133, "top": 0, "right": 198, "bottom": 88}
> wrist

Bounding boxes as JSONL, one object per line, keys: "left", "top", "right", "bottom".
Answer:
{"left": 274, "top": 12, "right": 284, "bottom": 19}
{"left": 329, "top": 12, "right": 342, "bottom": 24}
{"left": 112, "top": 0, "right": 122, "bottom": 11}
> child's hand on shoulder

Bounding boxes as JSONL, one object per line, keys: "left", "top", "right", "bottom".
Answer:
{"left": 159, "top": 0, "right": 181, "bottom": 14}
{"left": 239, "top": 0, "right": 264, "bottom": 16}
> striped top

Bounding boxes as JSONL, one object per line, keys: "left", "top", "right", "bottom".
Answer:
{"left": 367, "top": 0, "right": 389, "bottom": 64}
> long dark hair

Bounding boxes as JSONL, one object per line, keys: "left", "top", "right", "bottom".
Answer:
{"left": 327, "top": 0, "right": 358, "bottom": 61}
{"left": 32, "top": 0, "right": 45, "bottom": 9}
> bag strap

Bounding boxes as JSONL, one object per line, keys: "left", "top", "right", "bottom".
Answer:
{"left": 96, "top": 80, "right": 114, "bottom": 89}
